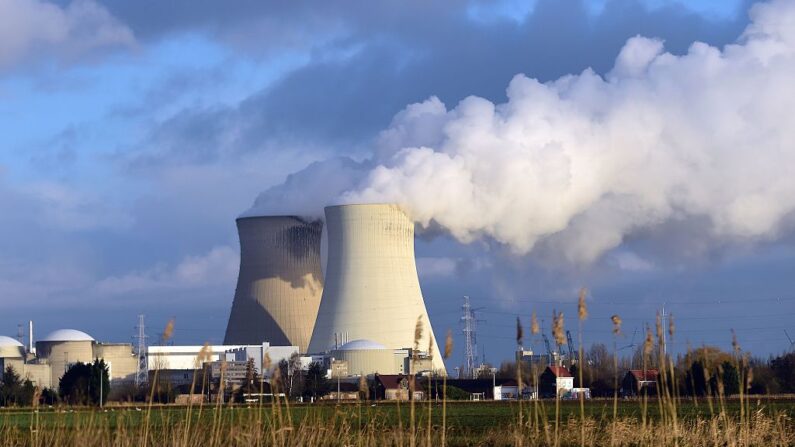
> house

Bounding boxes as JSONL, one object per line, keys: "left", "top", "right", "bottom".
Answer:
{"left": 539, "top": 366, "right": 574, "bottom": 398}
{"left": 374, "top": 374, "right": 424, "bottom": 400}
{"left": 322, "top": 382, "right": 362, "bottom": 401}
{"left": 621, "top": 370, "right": 659, "bottom": 397}
{"left": 493, "top": 379, "right": 521, "bottom": 400}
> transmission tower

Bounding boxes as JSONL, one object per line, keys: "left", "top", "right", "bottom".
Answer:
{"left": 134, "top": 314, "right": 149, "bottom": 386}
{"left": 460, "top": 296, "right": 484, "bottom": 379}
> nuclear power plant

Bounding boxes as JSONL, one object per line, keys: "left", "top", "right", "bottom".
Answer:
{"left": 224, "top": 203, "right": 445, "bottom": 376}
{"left": 224, "top": 216, "right": 324, "bottom": 353}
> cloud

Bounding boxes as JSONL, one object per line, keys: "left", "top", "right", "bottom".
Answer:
{"left": 0, "top": 0, "right": 134, "bottom": 70}
{"left": 93, "top": 245, "right": 238, "bottom": 296}
{"left": 124, "top": 0, "right": 746, "bottom": 170}
{"left": 416, "top": 255, "right": 491, "bottom": 279}
{"left": 611, "top": 251, "right": 656, "bottom": 272}
{"left": 332, "top": 0, "right": 795, "bottom": 264}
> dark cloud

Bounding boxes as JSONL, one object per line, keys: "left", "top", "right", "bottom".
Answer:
{"left": 129, "top": 0, "right": 749, "bottom": 168}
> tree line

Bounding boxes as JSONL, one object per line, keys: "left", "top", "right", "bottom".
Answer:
{"left": 492, "top": 343, "right": 795, "bottom": 397}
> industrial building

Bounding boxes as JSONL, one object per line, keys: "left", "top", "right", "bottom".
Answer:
{"left": 308, "top": 204, "right": 445, "bottom": 373}
{"left": 147, "top": 343, "right": 300, "bottom": 379}
{"left": 0, "top": 328, "right": 137, "bottom": 389}
{"left": 326, "top": 339, "right": 433, "bottom": 377}
{"left": 223, "top": 216, "right": 324, "bottom": 352}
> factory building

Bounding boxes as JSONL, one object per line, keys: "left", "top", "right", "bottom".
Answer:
{"left": 1, "top": 329, "right": 137, "bottom": 389}
{"left": 147, "top": 343, "right": 299, "bottom": 378}
{"left": 35, "top": 329, "right": 96, "bottom": 385}
{"left": 224, "top": 216, "right": 324, "bottom": 353}
{"left": 308, "top": 204, "right": 446, "bottom": 374}
{"left": 0, "top": 336, "right": 51, "bottom": 388}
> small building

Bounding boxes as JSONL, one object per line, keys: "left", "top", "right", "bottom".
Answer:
{"left": 621, "top": 370, "right": 659, "bottom": 397}
{"left": 493, "top": 379, "right": 520, "bottom": 400}
{"left": 374, "top": 374, "right": 424, "bottom": 401}
{"left": 322, "top": 382, "right": 362, "bottom": 401}
{"left": 539, "top": 366, "right": 574, "bottom": 398}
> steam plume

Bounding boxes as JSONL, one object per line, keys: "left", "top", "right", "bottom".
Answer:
{"left": 250, "top": 0, "right": 795, "bottom": 264}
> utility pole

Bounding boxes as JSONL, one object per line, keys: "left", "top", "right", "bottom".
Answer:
{"left": 134, "top": 315, "right": 149, "bottom": 386}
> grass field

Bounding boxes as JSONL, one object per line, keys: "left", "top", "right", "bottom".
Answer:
{"left": 1, "top": 398, "right": 794, "bottom": 446}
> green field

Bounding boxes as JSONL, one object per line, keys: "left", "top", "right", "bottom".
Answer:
{"left": 1, "top": 398, "right": 794, "bottom": 446}
{"left": 2, "top": 398, "right": 795, "bottom": 425}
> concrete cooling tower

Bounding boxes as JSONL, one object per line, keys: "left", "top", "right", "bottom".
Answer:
{"left": 308, "top": 204, "right": 446, "bottom": 373}
{"left": 224, "top": 216, "right": 323, "bottom": 353}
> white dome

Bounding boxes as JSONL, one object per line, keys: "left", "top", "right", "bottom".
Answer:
{"left": 41, "top": 329, "right": 94, "bottom": 342}
{"left": 0, "top": 336, "right": 23, "bottom": 347}
{"left": 338, "top": 339, "right": 387, "bottom": 351}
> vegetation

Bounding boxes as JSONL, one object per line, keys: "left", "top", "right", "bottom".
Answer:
{"left": 58, "top": 359, "right": 110, "bottom": 406}
{"left": 0, "top": 366, "right": 36, "bottom": 407}
{"left": 303, "top": 362, "right": 329, "bottom": 401}
{"left": 4, "top": 302, "right": 795, "bottom": 445}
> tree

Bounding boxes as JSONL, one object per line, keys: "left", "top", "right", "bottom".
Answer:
{"left": 748, "top": 358, "right": 778, "bottom": 394}
{"left": 717, "top": 361, "right": 740, "bottom": 396}
{"left": 1, "top": 366, "right": 21, "bottom": 406}
{"left": 770, "top": 353, "right": 795, "bottom": 393}
{"left": 234, "top": 358, "right": 261, "bottom": 403}
{"left": 303, "top": 362, "right": 328, "bottom": 400}
{"left": 277, "top": 353, "right": 304, "bottom": 398}
{"left": 0, "top": 366, "right": 38, "bottom": 407}
{"left": 685, "top": 361, "right": 708, "bottom": 396}
{"left": 59, "top": 359, "right": 109, "bottom": 406}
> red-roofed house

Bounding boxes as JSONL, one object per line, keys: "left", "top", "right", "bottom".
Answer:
{"left": 621, "top": 370, "right": 659, "bottom": 397}
{"left": 539, "top": 365, "right": 574, "bottom": 398}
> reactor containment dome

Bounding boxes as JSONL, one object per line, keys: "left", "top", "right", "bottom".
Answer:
{"left": 308, "top": 203, "right": 445, "bottom": 373}
{"left": 224, "top": 216, "right": 324, "bottom": 352}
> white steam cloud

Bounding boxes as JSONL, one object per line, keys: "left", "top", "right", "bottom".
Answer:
{"left": 249, "top": 0, "right": 795, "bottom": 264}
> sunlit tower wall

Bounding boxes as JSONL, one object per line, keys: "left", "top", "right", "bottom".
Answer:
{"left": 308, "top": 204, "right": 446, "bottom": 373}
{"left": 224, "top": 216, "right": 323, "bottom": 353}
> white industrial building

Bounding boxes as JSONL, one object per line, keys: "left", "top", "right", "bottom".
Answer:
{"left": 147, "top": 342, "right": 299, "bottom": 377}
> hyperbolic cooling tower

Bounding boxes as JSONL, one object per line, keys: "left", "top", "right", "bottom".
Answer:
{"left": 308, "top": 204, "right": 446, "bottom": 373}
{"left": 224, "top": 216, "right": 323, "bottom": 353}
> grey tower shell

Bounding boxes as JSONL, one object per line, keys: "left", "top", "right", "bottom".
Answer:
{"left": 308, "top": 204, "right": 445, "bottom": 373}
{"left": 224, "top": 216, "right": 323, "bottom": 352}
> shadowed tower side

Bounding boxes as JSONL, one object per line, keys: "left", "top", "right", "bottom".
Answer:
{"left": 308, "top": 203, "right": 446, "bottom": 373}
{"left": 224, "top": 216, "right": 323, "bottom": 352}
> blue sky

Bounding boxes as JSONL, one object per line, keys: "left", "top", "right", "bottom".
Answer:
{"left": 2, "top": 0, "right": 795, "bottom": 368}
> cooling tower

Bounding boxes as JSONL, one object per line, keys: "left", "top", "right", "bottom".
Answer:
{"left": 308, "top": 204, "right": 446, "bottom": 373}
{"left": 224, "top": 216, "right": 323, "bottom": 353}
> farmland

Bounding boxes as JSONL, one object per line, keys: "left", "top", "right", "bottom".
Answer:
{"left": 1, "top": 398, "right": 794, "bottom": 446}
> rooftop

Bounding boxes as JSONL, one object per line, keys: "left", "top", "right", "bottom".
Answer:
{"left": 337, "top": 339, "right": 388, "bottom": 351}
{"left": 546, "top": 366, "right": 573, "bottom": 377}
{"left": 0, "top": 335, "right": 23, "bottom": 347}
{"left": 40, "top": 329, "right": 94, "bottom": 342}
